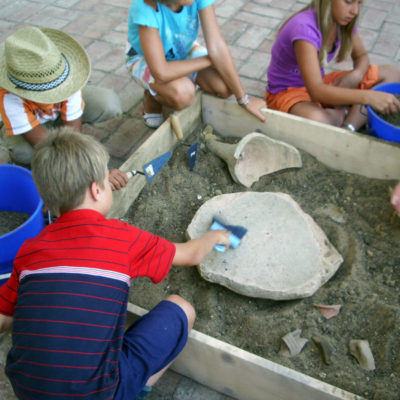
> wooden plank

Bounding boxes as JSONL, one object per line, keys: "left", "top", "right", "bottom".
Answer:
{"left": 126, "top": 303, "right": 363, "bottom": 400}
{"left": 108, "top": 92, "right": 202, "bottom": 218}
{"left": 202, "top": 93, "right": 400, "bottom": 180}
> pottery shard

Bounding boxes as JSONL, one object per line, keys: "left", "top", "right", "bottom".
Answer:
{"left": 186, "top": 192, "right": 343, "bottom": 300}
{"left": 203, "top": 128, "right": 302, "bottom": 188}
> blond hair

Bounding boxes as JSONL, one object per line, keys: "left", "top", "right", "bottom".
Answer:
{"left": 31, "top": 127, "right": 109, "bottom": 216}
{"left": 279, "top": 0, "right": 359, "bottom": 65}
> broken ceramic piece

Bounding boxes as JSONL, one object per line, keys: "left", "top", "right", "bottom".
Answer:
{"left": 349, "top": 340, "right": 375, "bottom": 370}
{"left": 186, "top": 192, "right": 343, "bottom": 300}
{"left": 314, "top": 304, "right": 342, "bottom": 319}
{"left": 312, "top": 335, "right": 333, "bottom": 365}
{"left": 203, "top": 125, "right": 302, "bottom": 188}
{"left": 279, "top": 329, "right": 308, "bottom": 357}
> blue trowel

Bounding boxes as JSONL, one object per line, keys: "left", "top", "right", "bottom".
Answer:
{"left": 170, "top": 114, "right": 198, "bottom": 171}
{"left": 209, "top": 217, "right": 248, "bottom": 252}
{"left": 127, "top": 151, "right": 172, "bottom": 183}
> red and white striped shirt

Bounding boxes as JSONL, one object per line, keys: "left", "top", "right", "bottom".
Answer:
{"left": 0, "top": 209, "right": 175, "bottom": 400}
{"left": 0, "top": 88, "right": 84, "bottom": 136}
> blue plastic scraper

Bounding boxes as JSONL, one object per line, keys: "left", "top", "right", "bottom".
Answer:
{"left": 127, "top": 151, "right": 172, "bottom": 183}
{"left": 170, "top": 114, "right": 198, "bottom": 171}
{"left": 209, "top": 217, "right": 248, "bottom": 252}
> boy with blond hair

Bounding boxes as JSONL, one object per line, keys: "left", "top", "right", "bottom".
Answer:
{"left": 0, "top": 127, "right": 230, "bottom": 400}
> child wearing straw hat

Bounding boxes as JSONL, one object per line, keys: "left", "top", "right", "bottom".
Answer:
{"left": 0, "top": 127, "right": 230, "bottom": 400}
{"left": 0, "top": 26, "right": 127, "bottom": 190}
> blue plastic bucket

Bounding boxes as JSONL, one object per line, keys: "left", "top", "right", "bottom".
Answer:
{"left": 366, "top": 82, "right": 400, "bottom": 143}
{"left": 0, "top": 165, "right": 44, "bottom": 286}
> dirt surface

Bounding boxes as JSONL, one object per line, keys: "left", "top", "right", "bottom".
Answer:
{"left": 0, "top": 212, "right": 30, "bottom": 236}
{"left": 125, "top": 125, "right": 400, "bottom": 400}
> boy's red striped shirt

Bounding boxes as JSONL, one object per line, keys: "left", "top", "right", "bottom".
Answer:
{"left": 0, "top": 209, "right": 175, "bottom": 399}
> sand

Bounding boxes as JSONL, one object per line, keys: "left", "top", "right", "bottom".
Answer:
{"left": 125, "top": 125, "right": 400, "bottom": 400}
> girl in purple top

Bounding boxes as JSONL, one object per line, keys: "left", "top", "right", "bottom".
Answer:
{"left": 266, "top": 0, "right": 400, "bottom": 131}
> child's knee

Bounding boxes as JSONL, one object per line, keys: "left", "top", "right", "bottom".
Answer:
{"left": 5, "top": 134, "right": 33, "bottom": 166}
{"left": 306, "top": 107, "right": 334, "bottom": 125}
{"left": 213, "top": 82, "right": 231, "bottom": 99}
{"left": 165, "top": 294, "right": 196, "bottom": 329}
{"left": 167, "top": 82, "right": 196, "bottom": 110}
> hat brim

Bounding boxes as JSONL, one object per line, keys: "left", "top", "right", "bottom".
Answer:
{"left": 0, "top": 28, "right": 90, "bottom": 104}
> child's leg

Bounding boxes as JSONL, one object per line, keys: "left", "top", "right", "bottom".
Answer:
{"left": 375, "top": 65, "right": 400, "bottom": 85}
{"left": 290, "top": 101, "right": 346, "bottom": 126}
{"left": 267, "top": 86, "right": 346, "bottom": 126}
{"left": 115, "top": 295, "right": 194, "bottom": 400}
{"left": 81, "top": 86, "right": 122, "bottom": 124}
{"left": 145, "top": 295, "right": 195, "bottom": 387}
{"left": 151, "top": 77, "right": 197, "bottom": 110}
{"left": 196, "top": 67, "right": 231, "bottom": 98}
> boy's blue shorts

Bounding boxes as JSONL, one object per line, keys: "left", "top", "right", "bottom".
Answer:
{"left": 114, "top": 300, "right": 188, "bottom": 399}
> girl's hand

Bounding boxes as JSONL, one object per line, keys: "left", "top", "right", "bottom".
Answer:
{"left": 368, "top": 91, "right": 400, "bottom": 114}
{"left": 243, "top": 97, "right": 267, "bottom": 122}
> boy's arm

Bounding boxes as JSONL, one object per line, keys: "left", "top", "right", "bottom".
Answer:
{"left": 173, "top": 230, "right": 230, "bottom": 266}
{"left": 24, "top": 117, "right": 82, "bottom": 146}
{"left": 23, "top": 123, "right": 50, "bottom": 146}
{"left": 0, "top": 314, "right": 13, "bottom": 333}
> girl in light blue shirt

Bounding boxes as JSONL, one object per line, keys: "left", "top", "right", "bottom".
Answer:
{"left": 127, "top": 0, "right": 266, "bottom": 128}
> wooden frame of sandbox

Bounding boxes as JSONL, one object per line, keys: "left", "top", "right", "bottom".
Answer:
{"left": 110, "top": 92, "right": 400, "bottom": 400}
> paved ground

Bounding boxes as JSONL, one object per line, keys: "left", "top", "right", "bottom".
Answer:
{"left": 0, "top": 0, "right": 399, "bottom": 398}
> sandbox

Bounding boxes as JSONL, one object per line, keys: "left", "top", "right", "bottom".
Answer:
{"left": 111, "top": 93, "right": 400, "bottom": 400}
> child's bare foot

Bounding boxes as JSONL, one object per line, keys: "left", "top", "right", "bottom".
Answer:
{"left": 143, "top": 90, "right": 164, "bottom": 128}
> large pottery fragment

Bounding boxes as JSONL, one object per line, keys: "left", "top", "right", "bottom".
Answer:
{"left": 186, "top": 192, "right": 343, "bottom": 300}
{"left": 203, "top": 126, "right": 302, "bottom": 188}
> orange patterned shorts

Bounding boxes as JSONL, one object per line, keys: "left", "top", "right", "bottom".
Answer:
{"left": 266, "top": 65, "right": 379, "bottom": 113}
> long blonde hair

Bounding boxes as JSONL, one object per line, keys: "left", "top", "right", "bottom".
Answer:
{"left": 279, "top": 0, "right": 360, "bottom": 65}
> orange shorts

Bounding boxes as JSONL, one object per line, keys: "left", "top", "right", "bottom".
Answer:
{"left": 266, "top": 65, "right": 379, "bottom": 113}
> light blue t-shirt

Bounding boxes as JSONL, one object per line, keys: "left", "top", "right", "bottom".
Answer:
{"left": 128, "top": 0, "right": 215, "bottom": 61}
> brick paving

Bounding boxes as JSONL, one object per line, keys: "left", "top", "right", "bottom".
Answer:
{"left": 0, "top": 0, "right": 399, "bottom": 398}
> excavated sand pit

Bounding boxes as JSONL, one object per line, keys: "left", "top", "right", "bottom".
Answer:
{"left": 125, "top": 125, "right": 400, "bottom": 400}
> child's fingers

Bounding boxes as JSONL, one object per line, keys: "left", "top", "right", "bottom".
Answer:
{"left": 218, "top": 230, "right": 232, "bottom": 248}
{"left": 109, "top": 169, "right": 128, "bottom": 191}
{"left": 245, "top": 98, "right": 267, "bottom": 122}
{"left": 390, "top": 182, "right": 400, "bottom": 212}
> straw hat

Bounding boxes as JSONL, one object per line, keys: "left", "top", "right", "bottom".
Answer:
{"left": 0, "top": 27, "right": 90, "bottom": 104}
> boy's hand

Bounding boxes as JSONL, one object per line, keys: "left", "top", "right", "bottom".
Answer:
{"left": 109, "top": 169, "right": 129, "bottom": 191}
{"left": 209, "top": 229, "right": 231, "bottom": 249}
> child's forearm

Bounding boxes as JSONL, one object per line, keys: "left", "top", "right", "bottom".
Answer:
{"left": 0, "top": 314, "right": 13, "bottom": 333}
{"left": 173, "top": 230, "right": 230, "bottom": 266}
{"left": 154, "top": 57, "right": 212, "bottom": 83}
